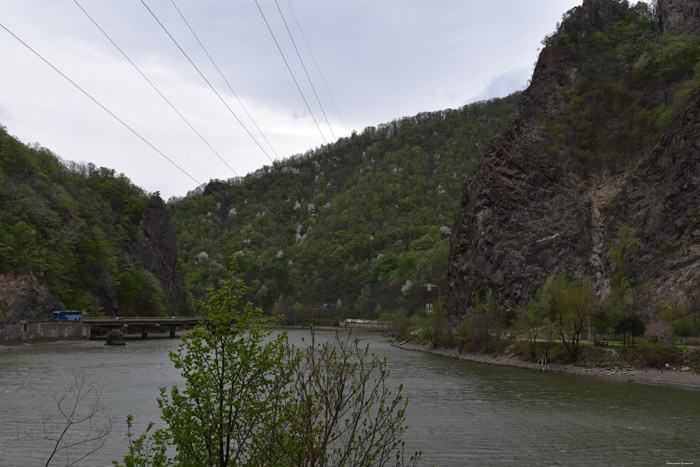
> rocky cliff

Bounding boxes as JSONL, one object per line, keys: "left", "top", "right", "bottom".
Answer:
{"left": 133, "top": 195, "right": 183, "bottom": 315}
{"left": 656, "top": 0, "right": 700, "bottom": 34}
{"left": 0, "top": 271, "right": 65, "bottom": 320}
{"left": 602, "top": 89, "right": 700, "bottom": 314}
{"left": 0, "top": 125, "right": 188, "bottom": 320}
{"left": 448, "top": 0, "right": 700, "bottom": 319}
{"left": 0, "top": 194, "right": 184, "bottom": 320}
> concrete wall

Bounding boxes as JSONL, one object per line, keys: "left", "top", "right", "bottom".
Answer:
{"left": 0, "top": 321, "right": 89, "bottom": 342}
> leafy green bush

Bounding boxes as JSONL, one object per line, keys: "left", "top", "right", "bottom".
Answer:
{"left": 618, "top": 342, "right": 684, "bottom": 369}
{"left": 689, "top": 349, "right": 700, "bottom": 372}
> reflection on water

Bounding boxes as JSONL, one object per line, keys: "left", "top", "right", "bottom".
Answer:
{"left": 1, "top": 330, "right": 699, "bottom": 466}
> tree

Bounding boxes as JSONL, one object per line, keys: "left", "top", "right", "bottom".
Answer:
{"left": 549, "top": 275, "right": 599, "bottom": 360}
{"left": 608, "top": 224, "right": 638, "bottom": 292}
{"left": 267, "top": 331, "right": 419, "bottom": 466}
{"left": 615, "top": 314, "right": 646, "bottom": 346}
{"left": 468, "top": 289, "right": 500, "bottom": 350}
{"left": 116, "top": 260, "right": 418, "bottom": 466}
{"left": 516, "top": 276, "right": 554, "bottom": 354}
{"left": 156, "top": 261, "right": 290, "bottom": 466}
{"left": 515, "top": 275, "right": 592, "bottom": 366}
{"left": 43, "top": 371, "right": 112, "bottom": 467}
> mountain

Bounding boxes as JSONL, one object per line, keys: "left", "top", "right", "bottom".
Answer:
{"left": 6, "top": 0, "right": 699, "bottom": 330}
{"left": 448, "top": 0, "right": 700, "bottom": 323}
{"left": 0, "top": 126, "right": 189, "bottom": 320}
{"left": 0, "top": 94, "right": 519, "bottom": 322}
{"left": 169, "top": 96, "right": 519, "bottom": 322}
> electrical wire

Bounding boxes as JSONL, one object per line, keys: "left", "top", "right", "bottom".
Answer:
{"left": 169, "top": 0, "right": 280, "bottom": 160}
{"left": 0, "top": 22, "right": 201, "bottom": 187}
{"left": 72, "top": 0, "right": 239, "bottom": 177}
{"left": 284, "top": 0, "right": 348, "bottom": 134}
{"left": 273, "top": 0, "right": 335, "bottom": 141}
{"left": 252, "top": 0, "right": 328, "bottom": 145}
{"left": 140, "top": 0, "right": 275, "bottom": 163}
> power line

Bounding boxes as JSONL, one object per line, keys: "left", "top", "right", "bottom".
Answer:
{"left": 0, "top": 22, "right": 201, "bottom": 187}
{"left": 72, "top": 0, "right": 239, "bottom": 177}
{"left": 273, "top": 0, "right": 335, "bottom": 141}
{"left": 252, "top": 0, "right": 328, "bottom": 145}
{"left": 169, "top": 0, "right": 280, "bottom": 160}
{"left": 139, "top": 0, "right": 275, "bottom": 163}
{"left": 284, "top": 0, "right": 348, "bottom": 134}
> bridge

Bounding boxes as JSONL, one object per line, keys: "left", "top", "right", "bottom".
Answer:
{"left": 82, "top": 317, "right": 203, "bottom": 339}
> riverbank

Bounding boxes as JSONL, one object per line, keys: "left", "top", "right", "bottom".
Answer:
{"left": 392, "top": 339, "right": 700, "bottom": 392}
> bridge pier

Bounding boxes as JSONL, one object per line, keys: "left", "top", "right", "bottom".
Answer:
{"left": 82, "top": 317, "right": 200, "bottom": 340}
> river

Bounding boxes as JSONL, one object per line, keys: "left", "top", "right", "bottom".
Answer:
{"left": 1, "top": 329, "right": 699, "bottom": 466}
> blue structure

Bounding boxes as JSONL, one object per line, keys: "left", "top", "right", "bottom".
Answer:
{"left": 51, "top": 310, "right": 83, "bottom": 321}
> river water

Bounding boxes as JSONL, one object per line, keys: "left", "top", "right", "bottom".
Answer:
{"left": 1, "top": 329, "right": 699, "bottom": 466}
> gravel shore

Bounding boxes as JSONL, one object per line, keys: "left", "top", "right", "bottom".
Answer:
{"left": 392, "top": 340, "right": 700, "bottom": 392}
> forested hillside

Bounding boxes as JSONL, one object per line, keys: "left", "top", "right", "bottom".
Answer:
{"left": 170, "top": 95, "right": 519, "bottom": 322}
{"left": 0, "top": 126, "right": 189, "bottom": 319}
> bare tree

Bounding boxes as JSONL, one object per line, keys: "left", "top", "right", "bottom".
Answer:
{"left": 266, "top": 330, "right": 420, "bottom": 467}
{"left": 43, "top": 371, "right": 113, "bottom": 467}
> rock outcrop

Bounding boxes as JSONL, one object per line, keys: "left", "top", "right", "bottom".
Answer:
{"left": 603, "top": 89, "right": 700, "bottom": 312}
{"left": 656, "top": 0, "right": 700, "bottom": 34}
{"left": 105, "top": 329, "right": 126, "bottom": 345}
{"left": 448, "top": 0, "right": 700, "bottom": 319}
{"left": 133, "top": 195, "right": 183, "bottom": 314}
{"left": 0, "top": 271, "right": 65, "bottom": 321}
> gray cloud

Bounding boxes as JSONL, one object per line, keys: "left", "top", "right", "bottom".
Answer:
{"left": 0, "top": 0, "right": 582, "bottom": 198}
{"left": 469, "top": 67, "right": 532, "bottom": 103}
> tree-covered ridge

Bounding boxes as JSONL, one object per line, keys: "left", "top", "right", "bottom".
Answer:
{"left": 541, "top": 2, "right": 700, "bottom": 174}
{"left": 170, "top": 95, "right": 520, "bottom": 321}
{"left": 0, "top": 125, "right": 177, "bottom": 318}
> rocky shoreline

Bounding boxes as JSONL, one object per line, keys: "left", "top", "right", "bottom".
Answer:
{"left": 392, "top": 339, "right": 700, "bottom": 392}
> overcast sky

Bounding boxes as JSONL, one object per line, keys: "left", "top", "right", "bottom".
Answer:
{"left": 0, "top": 0, "right": 582, "bottom": 199}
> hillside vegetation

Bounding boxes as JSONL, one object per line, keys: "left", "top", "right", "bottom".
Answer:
{"left": 9, "top": 0, "right": 699, "bottom": 338}
{"left": 0, "top": 126, "right": 186, "bottom": 319}
{"left": 0, "top": 94, "right": 518, "bottom": 322}
{"left": 170, "top": 96, "right": 519, "bottom": 323}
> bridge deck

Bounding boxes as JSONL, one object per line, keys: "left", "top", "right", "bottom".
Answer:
{"left": 83, "top": 317, "right": 202, "bottom": 326}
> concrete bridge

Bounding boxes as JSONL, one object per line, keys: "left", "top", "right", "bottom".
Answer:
{"left": 83, "top": 317, "right": 202, "bottom": 338}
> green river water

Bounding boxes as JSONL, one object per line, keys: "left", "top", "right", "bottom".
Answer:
{"left": 0, "top": 329, "right": 698, "bottom": 466}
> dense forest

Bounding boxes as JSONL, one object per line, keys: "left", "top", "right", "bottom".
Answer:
{"left": 170, "top": 95, "right": 519, "bottom": 323}
{"left": 0, "top": 125, "right": 187, "bottom": 319}
{"left": 538, "top": 1, "right": 700, "bottom": 174}
{"left": 0, "top": 95, "right": 518, "bottom": 322}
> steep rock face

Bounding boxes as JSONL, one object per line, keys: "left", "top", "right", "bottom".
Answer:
{"left": 92, "top": 267, "right": 119, "bottom": 317}
{"left": 133, "top": 195, "right": 182, "bottom": 314}
{"left": 602, "top": 90, "right": 700, "bottom": 313}
{"left": 448, "top": 0, "right": 700, "bottom": 318}
{"left": 0, "top": 271, "right": 65, "bottom": 321}
{"left": 447, "top": 121, "right": 591, "bottom": 316}
{"left": 448, "top": 0, "right": 627, "bottom": 316}
{"left": 656, "top": 0, "right": 700, "bottom": 34}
